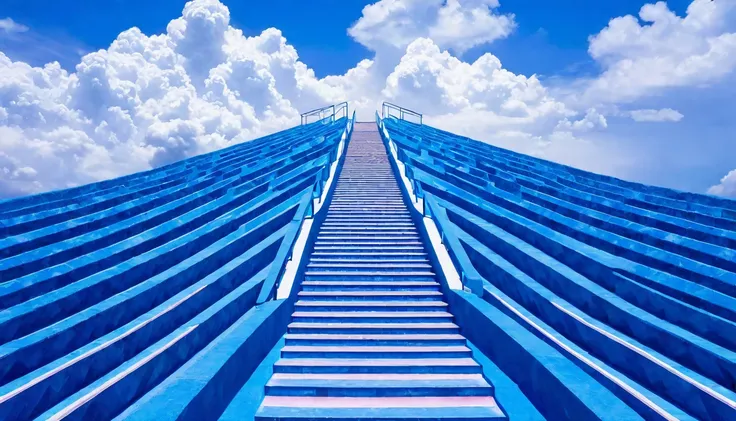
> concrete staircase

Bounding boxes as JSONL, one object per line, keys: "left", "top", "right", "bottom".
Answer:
{"left": 255, "top": 123, "right": 506, "bottom": 420}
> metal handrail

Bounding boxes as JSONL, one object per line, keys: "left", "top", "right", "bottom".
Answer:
{"left": 301, "top": 102, "right": 349, "bottom": 125}
{"left": 382, "top": 102, "right": 423, "bottom": 125}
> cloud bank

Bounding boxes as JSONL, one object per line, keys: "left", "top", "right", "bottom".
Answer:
{"left": 1, "top": 0, "right": 735, "bottom": 199}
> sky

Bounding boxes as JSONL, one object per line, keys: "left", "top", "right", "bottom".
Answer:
{"left": 0, "top": 0, "right": 735, "bottom": 199}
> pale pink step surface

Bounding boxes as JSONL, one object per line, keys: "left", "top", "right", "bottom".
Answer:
{"left": 281, "top": 345, "right": 470, "bottom": 353}
{"left": 260, "top": 396, "right": 501, "bottom": 409}
{"left": 287, "top": 322, "right": 458, "bottom": 329}
{"left": 275, "top": 358, "right": 480, "bottom": 367}
{"left": 285, "top": 333, "right": 464, "bottom": 340}
{"left": 271, "top": 373, "right": 485, "bottom": 381}
{"left": 294, "top": 301, "right": 448, "bottom": 307}
{"left": 292, "top": 311, "right": 452, "bottom": 318}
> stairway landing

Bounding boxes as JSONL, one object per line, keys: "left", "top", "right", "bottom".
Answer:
{"left": 255, "top": 122, "right": 506, "bottom": 420}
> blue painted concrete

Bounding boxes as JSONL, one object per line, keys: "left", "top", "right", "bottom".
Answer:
{"left": 2, "top": 110, "right": 735, "bottom": 419}
{"left": 0, "top": 116, "right": 351, "bottom": 419}
{"left": 381, "top": 116, "right": 736, "bottom": 420}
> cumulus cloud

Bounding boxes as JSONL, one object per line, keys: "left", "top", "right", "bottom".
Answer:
{"left": 707, "top": 169, "right": 736, "bottom": 198}
{"left": 0, "top": 18, "right": 28, "bottom": 34}
{"left": 629, "top": 108, "right": 684, "bottom": 122}
{"left": 581, "top": 0, "right": 736, "bottom": 105}
{"left": 349, "top": 0, "right": 515, "bottom": 54}
{"left": 0, "top": 0, "right": 335, "bottom": 197}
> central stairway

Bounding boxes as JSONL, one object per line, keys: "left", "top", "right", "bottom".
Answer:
{"left": 255, "top": 122, "right": 506, "bottom": 420}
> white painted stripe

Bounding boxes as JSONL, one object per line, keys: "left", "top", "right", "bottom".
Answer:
{"left": 46, "top": 325, "right": 197, "bottom": 421}
{"left": 554, "top": 301, "right": 736, "bottom": 410}
{"left": 0, "top": 286, "right": 206, "bottom": 404}
{"left": 489, "top": 291, "right": 678, "bottom": 420}
{"left": 381, "top": 122, "right": 462, "bottom": 291}
{"left": 277, "top": 120, "right": 350, "bottom": 300}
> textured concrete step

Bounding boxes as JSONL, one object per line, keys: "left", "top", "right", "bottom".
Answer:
{"left": 316, "top": 236, "right": 421, "bottom": 241}
{"left": 284, "top": 333, "right": 466, "bottom": 346}
{"left": 300, "top": 281, "right": 441, "bottom": 292}
{"left": 280, "top": 345, "right": 473, "bottom": 359}
{"left": 273, "top": 358, "right": 481, "bottom": 374}
{"left": 256, "top": 396, "right": 506, "bottom": 420}
{"left": 264, "top": 376, "right": 493, "bottom": 397}
{"left": 297, "top": 291, "right": 444, "bottom": 302}
{"left": 294, "top": 301, "right": 447, "bottom": 311}
{"left": 287, "top": 322, "right": 461, "bottom": 334}
{"left": 291, "top": 311, "right": 454, "bottom": 323}
{"left": 309, "top": 252, "right": 429, "bottom": 261}
{"left": 304, "top": 271, "right": 436, "bottom": 281}
{"left": 306, "top": 263, "right": 432, "bottom": 272}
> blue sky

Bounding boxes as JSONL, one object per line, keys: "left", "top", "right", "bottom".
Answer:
{"left": 0, "top": 0, "right": 734, "bottom": 198}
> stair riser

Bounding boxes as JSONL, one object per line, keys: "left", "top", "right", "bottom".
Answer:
{"left": 264, "top": 386, "right": 492, "bottom": 398}
{"left": 273, "top": 365, "right": 481, "bottom": 375}
{"left": 306, "top": 266, "right": 430, "bottom": 273}
{"left": 281, "top": 351, "right": 473, "bottom": 359}
{"left": 292, "top": 316, "right": 454, "bottom": 323}
{"left": 297, "top": 294, "right": 443, "bottom": 302}
{"left": 301, "top": 285, "right": 441, "bottom": 292}
{"left": 284, "top": 339, "right": 467, "bottom": 346}
{"left": 304, "top": 275, "right": 436, "bottom": 282}
{"left": 310, "top": 254, "right": 428, "bottom": 261}
{"left": 294, "top": 305, "right": 447, "bottom": 312}
{"left": 287, "top": 327, "right": 460, "bottom": 334}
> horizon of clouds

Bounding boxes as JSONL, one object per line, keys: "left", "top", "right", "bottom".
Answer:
{"left": 0, "top": 0, "right": 735, "bottom": 199}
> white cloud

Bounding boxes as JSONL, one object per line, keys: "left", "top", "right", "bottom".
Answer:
{"left": 0, "top": 18, "right": 28, "bottom": 34}
{"left": 580, "top": 0, "right": 736, "bottom": 105}
{"left": 555, "top": 108, "right": 607, "bottom": 131}
{"left": 707, "top": 169, "right": 736, "bottom": 198}
{"left": 349, "top": 0, "right": 515, "bottom": 54}
{"left": 629, "top": 108, "right": 684, "bottom": 122}
{"left": 0, "top": 0, "right": 734, "bottom": 198}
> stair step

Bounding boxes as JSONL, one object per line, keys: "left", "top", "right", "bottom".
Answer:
{"left": 284, "top": 334, "right": 466, "bottom": 346}
{"left": 280, "top": 345, "right": 472, "bottom": 359}
{"left": 264, "top": 376, "right": 492, "bottom": 397}
{"left": 273, "top": 358, "right": 481, "bottom": 374}
{"left": 287, "top": 322, "right": 460, "bottom": 334}
{"left": 304, "top": 272, "right": 435, "bottom": 281}
{"left": 297, "top": 291, "right": 443, "bottom": 301}
{"left": 291, "top": 311, "right": 454, "bottom": 323}
{"left": 294, "top": 301, "right": 447, "bottom": 311}
{"left": 306, "top": 263, "right": 432, "bottom": 272}
{"left": 301, "top": 282, "right": 440, "bottom": 292}
{"left": 256, "top": 396, "right": 506, "bottom": 420}
{"left": 310, "top": 253, "right": 428, "bottom": 260}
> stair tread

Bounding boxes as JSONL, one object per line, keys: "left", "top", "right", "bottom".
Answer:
{"left": 305, "top": 271, "right": 435, "bottom": 276}
{"left": 257, "top": 397, "right": 506, "bottom": 419}
{"left": 298, "top": 291, "right": 443, "bottom": 296}
{"left": 295, "top": 301, "right": 447, "bottom": 307}
{"left": 275, "top": 358, "right": 479, "bottom": 367}
{"left": 292, "top": 312, "right": 453, "bottom": 318}
{"left": 288, "top": 323, "right": 459, "bottom": 330}
{"left": 285, "top": 334, "right": 463, "bottom": 341}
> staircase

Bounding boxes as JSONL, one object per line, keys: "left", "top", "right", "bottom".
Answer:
{"left": 255, "top": 123, "right": 506, "bottom": 420}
